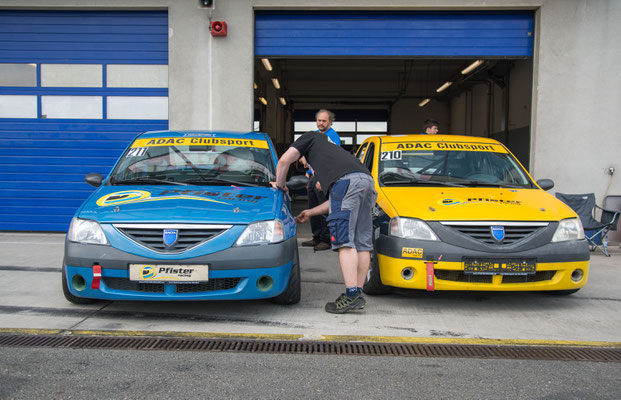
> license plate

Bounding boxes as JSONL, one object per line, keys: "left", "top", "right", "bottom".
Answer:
{"left": 463, "top": 258, "right": 536, "bottom": 275}
{"left": 129, "top": 264, "right": 209, "bottom": 283}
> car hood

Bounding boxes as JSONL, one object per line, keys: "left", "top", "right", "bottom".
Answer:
{"left": 379, "top": 186, "right": 576, "bottom": 221}
{"left": 77, "top": 185, "right": 280, "bottom": 224}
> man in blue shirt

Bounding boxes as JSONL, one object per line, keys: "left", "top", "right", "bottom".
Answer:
{"left": 301, "top": 109, "right": 341, "bottom": 251}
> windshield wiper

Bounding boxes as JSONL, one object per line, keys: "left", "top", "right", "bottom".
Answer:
{"left": 382, "top": 178, "right": 465, "bottom": 187}
{"left": 179, "top": 176, "right": 264, "bottom": 187}
{"left": 110, "top": 177, "right": 188, "bottom": 186}
{"left": 460, "top": 180, "right": 527, "bottom": 188}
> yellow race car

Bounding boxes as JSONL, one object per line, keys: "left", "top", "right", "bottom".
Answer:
{"left": 356, "top": 135, "right": 589, "bottom": 295}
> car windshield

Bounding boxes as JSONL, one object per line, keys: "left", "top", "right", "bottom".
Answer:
{"left": 108, "top": 137, "right": 276, "bottom": 187}
{"left": 378, "top": 145, "right": 533, "bottom": 188}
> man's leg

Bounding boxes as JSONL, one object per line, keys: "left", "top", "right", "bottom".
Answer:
{"left": 356, "top": 250, "right": 371, "bottom": 288}
{"left": 338, "top": 247, "right": 359, "bottom": 287}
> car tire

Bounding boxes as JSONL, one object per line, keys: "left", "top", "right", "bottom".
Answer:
{"left": 272, "top": 246, "right": 301, "bottom": 305}
{"left": 362, "top": 249, "right": 392, "bottom": 295}
{"left": 545, "top": 289, "right": 580, "bottom": 296}
{"left": 62, "top": 264, "right": 98, "bottom": 304}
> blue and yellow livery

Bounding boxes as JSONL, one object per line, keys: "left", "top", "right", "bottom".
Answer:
{"left": 62, "top": 131, "right": 300, "bottom": 304}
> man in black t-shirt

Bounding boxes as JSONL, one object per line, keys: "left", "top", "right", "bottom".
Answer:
{"left": 272, "top": 131, "right": 377, "bottom": 314}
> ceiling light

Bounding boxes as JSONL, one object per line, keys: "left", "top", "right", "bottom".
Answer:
{"left": 271, "top": 78, "right": 280, "bottom": 90}
{"left": 436, "top": 81, "right": 453, "bottom": 93}
{"left": 253, "top": 82, "right": 258, "bottom": 90}
{"left": 279, "top": 97, "right": 286, "bottom": 106}
{"left": 258, "top": 97, "right": 267, "bottom": 106}
{"left": 418, "top": 98, "right": 430, "bottom": 107}
{"left": 461, "top": 60, "right": 484, "bottom": 75}
{"left": 261, "top": 58, "right": 273, "bottom": 72}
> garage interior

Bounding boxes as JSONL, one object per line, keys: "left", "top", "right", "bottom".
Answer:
{"left": 255, "top": 57, "right": 533, "bottom": 168}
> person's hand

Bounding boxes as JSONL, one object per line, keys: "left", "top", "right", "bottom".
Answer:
{"left": 269, "top": 182, "right": 288, "bottom": 192}
{"left": 315, "top": 181, "right": 322, "bottom": 192}
{"left": 295, "top": 210, "right": 312, "bottom": 224}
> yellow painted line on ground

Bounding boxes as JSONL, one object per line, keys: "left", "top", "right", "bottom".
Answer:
{"left": 1, "top": 328, "right": 620, "bottom": 348}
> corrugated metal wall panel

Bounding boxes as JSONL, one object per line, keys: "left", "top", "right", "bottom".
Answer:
{"left": 255, "top": 11, "right": 534, "bottom": 57}
{"left": 0, "top": 10, "right": 169, "bottom": 231}
{"left": 0, "top": 10, "right": 168, "bottom": 63}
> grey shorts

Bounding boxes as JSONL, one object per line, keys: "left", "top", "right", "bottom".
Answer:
{"left": 327, "top": 172, "right": 377, "bottom": 251}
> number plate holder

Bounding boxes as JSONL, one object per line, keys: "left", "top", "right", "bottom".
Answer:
{"left": 463, "top": 257, "right": 536, "bottom": 275}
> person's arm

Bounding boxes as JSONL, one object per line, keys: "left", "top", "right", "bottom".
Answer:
{"left": 271, "top": 146, "right": 301, "bottom": 190}
{"left": 295, "top": 200, "right": 329, "bottom": 223}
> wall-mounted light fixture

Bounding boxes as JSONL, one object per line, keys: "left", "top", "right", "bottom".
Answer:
{"left": 436, "top": 81, "right": 452, "bottom": 93}
{"left": 461, "top": 60, "right": 484, "bottom": 75}
{"left": 261, "top": 58, "right": 272, "bottom": 72}
{"left": 258, "top": 97, "right": 268, "bottom": 106}
{"left": 271, "top": 78, "right": 280, "bottom": 90}
{"left": 418, "top": 98, "right": 430, "bottom": 107}
{"left": 253, "top": 82, "right": 258, "bottom": 90}
{"left": 279, "top": 97, "right": 287, "bottom": 106}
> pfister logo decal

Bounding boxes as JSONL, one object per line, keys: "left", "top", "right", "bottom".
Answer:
{"left": 439, "top": 197, "right": 521, "bottom": 206}
{"left": 402, "top": 247, "right": 423, "bottom": 258}
{"left": 130, "top": 264, "right": 209, "bottom": 282}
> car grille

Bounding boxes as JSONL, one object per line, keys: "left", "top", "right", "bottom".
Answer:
{"left": 113, "top": 224, "right": 231, "bottom": 253}
{"left": 441, "top": 222, "right": 548, "bottom": 245}
{"left": 103, "top": 277, "right": 241, "bottom": 293}
{"left": 435, "top": 270, "right": 556, "bottom": 284}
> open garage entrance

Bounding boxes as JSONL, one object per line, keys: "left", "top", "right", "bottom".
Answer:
{"left": 253, "top": 10, "right": 534, "bottom": 169}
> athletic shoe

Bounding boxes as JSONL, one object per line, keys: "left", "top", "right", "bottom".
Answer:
{"left": 313, "top": 241, "right": 331, "bottom": 251}
{"left": 325, "top": 292, "right": 367, "bottom": 314}
{"left": 301, "top": 239, "right": 317, "bottom": 247}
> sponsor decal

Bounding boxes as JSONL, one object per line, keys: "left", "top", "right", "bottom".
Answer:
{"left": 131, "top": 264, "right": 209, "bottom": 282}
{"left": 131, "top": 137, "right": 269, "bottom": 149}
{"left": 439, "top": 197, "right": 521, "bottom": 206}
{"left": 402, "top": 247, "right": 424, "bottom": 258}
{"left": 96, "top": 190, "right": 232, "bottom": 207}
{"left": 382, "top": 142, "right": 507, "bottom": 153}
{"left": 491, "top": 226, "right": 505, "bottom": 242}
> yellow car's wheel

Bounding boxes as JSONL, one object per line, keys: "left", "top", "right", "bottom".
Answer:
{"left": 363, "top": 249, "right": 392, "bottom": 295}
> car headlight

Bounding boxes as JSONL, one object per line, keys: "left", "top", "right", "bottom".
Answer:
{"left": 67, "top": 218, "right": 109, "bottom": 245}
{"left": 235, "top": 220, "right": 284, "bottom": 246}
{"left": 389, "top": 217, "right": 439, "bottom": 241}
{"left": 552, "top": 217, "right": 585, "bottom": 242}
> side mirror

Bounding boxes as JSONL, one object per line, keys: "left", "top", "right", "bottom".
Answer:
{"left": 85, "top": 173, "right": 104, "bottom": 187}
{"left": 286, "top": 175, "right": 307, "bottom": 190}
{"left": 536, "top": 178, "right": 554, "bottom": 191}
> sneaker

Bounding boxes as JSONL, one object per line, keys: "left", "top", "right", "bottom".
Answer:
{"left": 313, "top": 241, "right": 331, "bottom": 251}
{"left": 325, "top": 292, "right": 367, "bottom": 314}
{"left": 301, "top": 239, "right": 317, "bottom": 247}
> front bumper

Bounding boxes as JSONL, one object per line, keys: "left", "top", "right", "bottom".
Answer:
{"left": 63, "top": 236, "right": 297, "bottom": 301}
{"left": 375, "top": 235, "right": 590, "bottom": 291}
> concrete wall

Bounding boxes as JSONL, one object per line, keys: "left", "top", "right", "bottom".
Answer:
{"left": 1, "top": 0, "right": 620, "bottom": 201}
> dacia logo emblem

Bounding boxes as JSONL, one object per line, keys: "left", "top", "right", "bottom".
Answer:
{"left": 490, "top": 226, "right": 505, "bottom": 242}
{"left": 163, "top": 229, "right": 179, "bottom": 247}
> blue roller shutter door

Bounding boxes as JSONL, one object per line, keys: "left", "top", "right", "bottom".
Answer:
{"left": 255, "top": 11, "right": 533, "bottom": 57}
{"left": 0, "top": 10, "right": 169, "bottom": 231}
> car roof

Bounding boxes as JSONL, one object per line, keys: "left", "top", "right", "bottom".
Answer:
{"left": 376, "top": 134, "right": 502, "bottom": 145}
{"left": 137, "top": 130, "right": 269, "bottom": 141}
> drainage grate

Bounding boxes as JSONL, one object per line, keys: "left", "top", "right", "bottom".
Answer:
{"left": 0, "top": 334, "right": 619, "bottom": 363}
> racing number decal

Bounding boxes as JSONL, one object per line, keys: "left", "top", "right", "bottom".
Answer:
{"left": 380, "top": 150, "right": 402, "bottom": 161}
{"left": 127, "top": 147, "right": 147, "bottom": 157}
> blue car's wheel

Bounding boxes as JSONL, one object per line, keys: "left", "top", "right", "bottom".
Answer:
{"left": 272, "top": 246, "right": 301, "bottom": 305}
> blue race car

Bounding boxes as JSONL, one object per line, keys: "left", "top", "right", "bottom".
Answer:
{"left": 62, "top": 131, "right": 300, "bottom": 304}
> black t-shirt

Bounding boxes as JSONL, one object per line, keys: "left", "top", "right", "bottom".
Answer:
{"left": 290, "top": 131, "right": 370, "bottom": 195}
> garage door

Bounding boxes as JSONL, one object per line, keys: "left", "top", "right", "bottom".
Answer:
{"left": 255, "top": 11, "right": 533, "bottom": 57}
{"left": 0, "top": 10, "right": 169, "bottom": 231}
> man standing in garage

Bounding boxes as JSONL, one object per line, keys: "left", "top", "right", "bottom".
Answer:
{"left": 301, "top": 109, "right": 341, "bottom": 251}
{"left": 272, "top": 131, "right": 376, "bottom": 314}
{"left": 422, "top": 119, "right": 439, "bottom": 134}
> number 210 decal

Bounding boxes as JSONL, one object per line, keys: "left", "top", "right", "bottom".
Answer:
{"left": 380, "top": 150, "right": 402, "bottom": 160}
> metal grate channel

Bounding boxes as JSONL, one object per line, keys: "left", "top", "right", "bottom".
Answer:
{"left": 0, "top": 334, "right": 620, "bottom": 363}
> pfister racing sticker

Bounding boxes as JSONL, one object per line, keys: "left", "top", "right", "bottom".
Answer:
{"left": 129, "top": 264, "right": 209, "bottom": 283}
